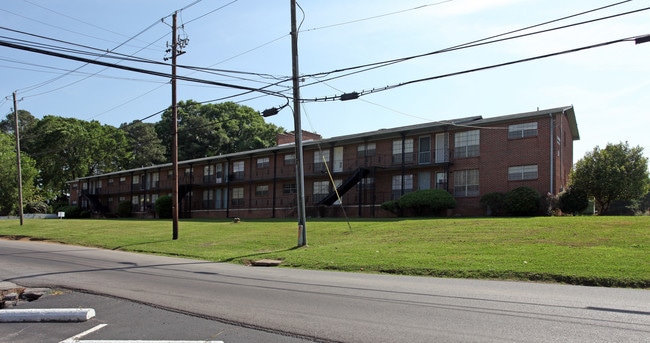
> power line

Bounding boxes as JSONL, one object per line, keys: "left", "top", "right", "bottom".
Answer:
{"left": 303, "top": 34, "right": 649, "bottom": 102}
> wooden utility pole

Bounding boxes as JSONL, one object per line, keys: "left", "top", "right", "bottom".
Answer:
{"left": 290, "top": 0, "right": 307, "bottom": 246}
{"left": 12, "top": 92, "right": 24, "bottom": 226}
{"left": 171, "top": 12, "right": 179, "bottom": 240}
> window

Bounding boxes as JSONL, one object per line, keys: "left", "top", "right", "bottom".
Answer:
{"left": 392, "top": 174, "right": 413, "bottom": 199}
{"left": 202, "top": 190, "right": 213, "bottom": 209}
{"left": 357, "top": 143, "right": 376, "bottom": 157}
{"left": 508, "top": 165, "right": 538, "bottom": 181}
{"left": 454, "top": 130, "right": 480, "bottom": 158}
{"left": 454, "top": 169, "right": 479, "bottom": 197}
{"left": 119, "top": 176, "right": 126, "bottom": 183}
{"left": 283, "top": 183, "right": 297, "bottom": 194}
{"left": 150, "top": 172, "right": 160, "bottom": 189}
{"left": 257, "top": 157, "right": 270, "bottom": 169}
{"left": 314, "top": 150, "right": 330, "bottom": 172}
{"left": 362, "top": 176, "right": 375, "bottom": 189}
{"left": 216, "top": 163, "right": 223, "bottom": 183}
{"left": 108, "top": 178, "right": 114, "bottom": 184}
{"left": 509, "top": 122, "right": 538, "bottom": 139}
{"left": 284, "top": 153, "right": 295, "bottom": 166}
{"left": 435, "top": 172, "right": 447, "bottom": 190}
{"left": 82, "top": 182, "right": 88, "bottom": 190}
{"left": 392, "top": 139, "right": 414, "bottom": 164}
{"left": 231, "top": 187, "right": 244, "bottom": 207}
{"left": 232, "top": 161, "right": 245, "bottom": 180}
{"left": 256, "top": 185, "right": 269, "bottom": 196}
{"left": 419, "top": 136, "right": 431, "bottom": 164}
{"left": 203, "top": 165, "right": 214, "bottom": 183}
{"left": 132, "top": 175, "right": 140, "bottom": 184}
{"left": 313, "top": 181, "right": 330, "bottom": 203}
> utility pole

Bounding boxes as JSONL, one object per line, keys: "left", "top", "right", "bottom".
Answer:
{"left": 171, "top": 12, "right": 179, "bottom": 240}
{"left": 12, "top": 92, "right": 24, "bottom": 226}
{"left": 291, "top": 0, "right": 307, "bottom": 246}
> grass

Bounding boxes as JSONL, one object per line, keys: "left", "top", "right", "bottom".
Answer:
{"left": 0, "top": 216, "right": 648, "bottom": 288}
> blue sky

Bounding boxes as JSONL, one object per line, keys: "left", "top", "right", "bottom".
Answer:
{"left": 1, "top": 0, "right": 649, "bottom": 163}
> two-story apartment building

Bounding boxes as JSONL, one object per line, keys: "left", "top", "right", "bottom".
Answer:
{"left": 68, "top": 106, "right": 579, "bottom": 218}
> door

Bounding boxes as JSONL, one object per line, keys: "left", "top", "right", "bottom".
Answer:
{"left": 435, "top": 133, "right": 449, "bottom": 163}
{"left": 333, "top": 146, "right": 344, "bottom": 173}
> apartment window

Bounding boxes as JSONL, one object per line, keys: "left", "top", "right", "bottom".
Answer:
{"left": 284, "top": 153, "right": 295, "bottom": 166}
{"left": 357, "top": 143, "right": 376, "bottom": 157}
{"left": 454, "top": 169, "right": 479, "bottom": 197}
{"left": 82, "top": 182, "right": 88, "bottom": 190}
{"left": 508, "top": 165, "right": 539, "bottom": 181}
{"left": 231, "top": 187, "right": 244, "bottom": 207}
{"left": 419, "top": 136, "right": 431, "bottom": 164}
{"left": 203, "top": 165, "right": 214, "bottom": 183}
{"left": 257, "top": 157, "right": 270, "bottom": 169}
{"left": 108, "top": 178, "right": 114, "bottom": 184}
{"left": 391, "top": 174, "right": 413, "bottom": 199}
{"left": 454, "top": 130, "right": 480, "bottom": 158}
{"left": 256, "top": 185, "right": 269, "bottom": 196}
{"left": 132, "top": 175, "right": 140, "bottom": 184}
{"left": 202, "top": 190, "right": 213, "bottom": 209}
{"left": 216, "top": 163, "right": 223, "bottom": 183}
{"left": 232, "top": 161, "right": 245, "bottom": 180}
{"left": 435, "top": 172, "right": 447, "bottom": 190}
{"left": 392, "top": 139, "right": 414, "bottom": 164}
{"left": 362, "top": 177, "right": 375, "bottom": 189}
{"left": 313, "top": 181, "right": 330, "bottom": 204}
{"left": 283, "top": 183, "right": 297, "bottom": 194}
{"left": 508, "top": 122, "right": 538, "bottom": 139}
{"left": 314, "top": 150, "right": 330, "bottom": 172}
{"left": 150, "top": 172, "right": 160, "bottom": 189}
{"left": 119, "top": 176, "right": 126, "bottom": 183}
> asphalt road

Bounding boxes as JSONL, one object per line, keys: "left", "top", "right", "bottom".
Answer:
{"left": 1, "top": 239, "right": 649, "bottom": 342}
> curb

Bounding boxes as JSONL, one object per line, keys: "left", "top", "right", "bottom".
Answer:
{"left": 0, "top": 308, "right": 96, "bottom": 322}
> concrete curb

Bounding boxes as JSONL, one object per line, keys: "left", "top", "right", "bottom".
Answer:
{"left": 0, "top": 308, "right": 96, "bottom": 322}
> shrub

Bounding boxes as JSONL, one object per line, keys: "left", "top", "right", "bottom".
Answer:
{"left": 559, "top": 186, "right": 589, "bottom": 215}
{"left": 58, "top": 205, "right": 81, "bottom": 219}
{"left": 397, "top": 189, "right": 456, "bottom": 216}
{"left": 479, "top": 192, "right": 505, "bottom": 216}
{"left": 155, "top": 195, "right": 173, "bottom": 219}
{"left": 504, "top": 187, "right": 540, "bottom": 216}
{"left": 79, "top": 210, "right": 92, "bottom": 218}
{"left": 380, "top": 200, "right": 400, "bottom": 216}
{"left": 117, "top": 200, "right": 133, "bottom": 218}
{"left": 24, "top": 201, "right": 49, "bottom": 214}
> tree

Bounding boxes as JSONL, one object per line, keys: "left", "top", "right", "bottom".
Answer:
{"left": 23, "top": 116, "right": 131, "bottom": 195}
{"left": 120, "top": 120, "right": 166, "bottom": 168}
{"left": 0, "top": 133, "right": 39, "bottom": 215}
{"left": 0, "top": 110, "right": 39, "bottom": 150}
{"left": 155, "top": 100, "right": 284, "bottom": 161}
{"left": 570, "top": 142, "right": 649, "bottom": 215}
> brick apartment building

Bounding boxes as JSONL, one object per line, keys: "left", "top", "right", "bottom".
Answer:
{"left": 68, "top": 106, "right": 579, "bottom": 218}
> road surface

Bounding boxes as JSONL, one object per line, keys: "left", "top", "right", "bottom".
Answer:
{"left": 1, "top": 239, "right": 648, "bottom": 342}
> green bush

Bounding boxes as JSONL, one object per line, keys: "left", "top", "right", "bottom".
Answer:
{"left": 24, "top": 201, "right": 49, "bottom": 214}
{"left": 58, "top": 205, "right": 81, "bottom": 219}
{"left": 559, "top": 186, "right": 589, "bottom": 215}
{"left": 504, "top": 187, "right": 540, "bottom": 216}
{"left": 380, "top": 200, "right": 400, "bottom": 216}
{"left": 155, "top": 195, "right": 173, "bottom": 219}
{"left": 117, "top": 200, "right": 133, "bottom": 218}
{"left": 397, "top": 189, "right": 456, "bottom": 216}
{"left": 480, "top": 192, "right": 505, "bottom": 216}
{"left": 79, "top": 210, "right": 92, "bottom": 218}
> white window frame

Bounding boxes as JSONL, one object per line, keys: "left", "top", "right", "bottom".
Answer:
{"left": 508, "top": 165, "right": 539, "bottom": 181}
{"left": 454, "top": 130, "right": 480, "bottom": 159}
{"left": 454, "top": 169, "right": 479, "bottom": 197}
{"left": 508, "top": 122, "right": 538, "bottom": 139}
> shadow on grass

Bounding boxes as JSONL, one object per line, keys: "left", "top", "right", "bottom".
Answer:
{"left": 111, "top": 240, "right": 171, "bottom": 251}
{"left": 218, "top": 245, "right": 304, "bottom": 264}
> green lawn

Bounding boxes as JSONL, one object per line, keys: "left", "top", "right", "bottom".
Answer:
{"left": 1, "top": 216, "right": 648, "bottom": 288}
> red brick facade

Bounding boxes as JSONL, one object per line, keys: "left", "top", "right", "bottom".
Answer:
{"left": 69, "top": 106, "right": 579, "bottom": 218}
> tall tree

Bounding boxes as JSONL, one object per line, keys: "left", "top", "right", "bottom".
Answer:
{"left": 155, "top": 100, "right": 284, "bottom": 161}
{"left": 120, "top": 120, "right": 166, "bottom": 169}
{"left": 570, "top": 142, "right": 649, "bottom": 215}
{"left": 0, "top": 133, "right": 39, "bottom": 215}
{"left": 24, "top": 116, "right": 131, "bottom": 195}
{"left": 0, "top": 110, "right": 39, "bottom": 149}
